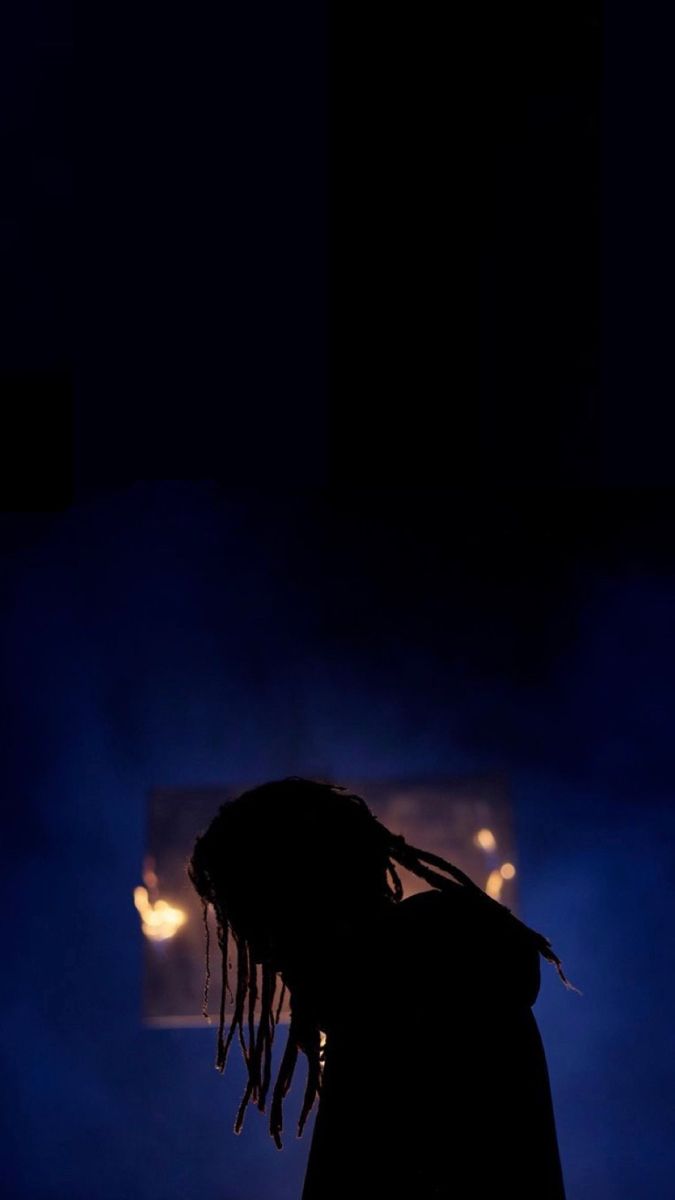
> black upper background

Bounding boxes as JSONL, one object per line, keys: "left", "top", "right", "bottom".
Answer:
{"left": 1, "top": 2, "right": 674, "bottom": 505}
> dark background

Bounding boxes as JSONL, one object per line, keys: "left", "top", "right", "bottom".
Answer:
{"left": 2, "top": 3, "right": 675, "bottom": 1199}
{"left": 6, "top": 0, "right": 675, "bottom": 499}
{"left": 2, "top": 484, "right": 675, "bottom": 1200}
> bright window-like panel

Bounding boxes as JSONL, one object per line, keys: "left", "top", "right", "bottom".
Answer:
{"left": 136, "top": 774, "right": 517, "bottom": 1027}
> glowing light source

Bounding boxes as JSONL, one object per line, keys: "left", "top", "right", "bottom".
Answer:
{"left": 140, "top": 777, "right": 517, "bottom": 1025}
{"left": 143, "top": 860, "right": 159, "bottom": 890}
{"left": 474, "top": 828, "right": 497, "bottom": 852}
{"left": 485, "top": 869, "right": 504, "bottom": 899}
{"left": 500, "top": 862, "right": 516, "bottom": 880}
{"left": 134, "top": 886, "right": 187, "bottom": 941}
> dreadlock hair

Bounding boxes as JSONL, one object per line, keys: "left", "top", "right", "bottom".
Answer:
{"left": 187, "top": 777, "right": 579, "bottom": 1149}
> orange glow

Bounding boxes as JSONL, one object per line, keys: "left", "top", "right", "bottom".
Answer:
{"left": 142, "top": 856, "right": 159, "bottom": 891}
{"left": 474, "top": 828, "right": 497, "bottom": 852}
{"left": 485, "top": 869, "right": 504, "bottom": 899}
{"left": 500, "top": 862, "right": 516, "bottom": 880}
{"left": 134, "top": 886, "right": 187, "bottom": 941}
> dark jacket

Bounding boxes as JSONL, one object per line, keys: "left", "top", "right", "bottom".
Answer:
{"left": 301, "top": 886, "right": 567, "bottom": 1200}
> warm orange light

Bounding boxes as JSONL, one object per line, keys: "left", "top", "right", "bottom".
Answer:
{"left": 142, "top": 856, "right": 159, "bottom": 891}
{"left": 474, "top": 828, "right": 497, "bottom": 852}
{"left": 500, "top": 862, "right": 516, "bottom": 880}
{"left": 134, "top": 886, "right": 187, "bottom": 941}
{"left": 485, "top": 869, "right": 504, "bottom": 899}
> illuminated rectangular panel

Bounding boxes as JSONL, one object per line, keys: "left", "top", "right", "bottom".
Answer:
{"left": 137, "top": 774, "right": 516, "bottom": 1027}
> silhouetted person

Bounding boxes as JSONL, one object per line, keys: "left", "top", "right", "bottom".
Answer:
{"left": 188, "top": 778, "right": 576, "bottom": 1198}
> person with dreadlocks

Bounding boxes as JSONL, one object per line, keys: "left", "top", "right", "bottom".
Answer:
{"left": 188, "top": 777, "right": 576, "bottom": 1199}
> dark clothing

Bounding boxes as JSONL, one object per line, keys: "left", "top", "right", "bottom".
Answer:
{"left": 301, "top": 887, "right": 566, "bottom": 1200}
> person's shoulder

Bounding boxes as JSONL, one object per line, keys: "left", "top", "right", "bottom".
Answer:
{"left": 382, "top": 886, "right": 542, "bottom": 1008}
{"left": 376, "top": 885, "right": 474, "bottom": 960}
{"left": 392, "top": 883, "right": 481, "bottom": 933}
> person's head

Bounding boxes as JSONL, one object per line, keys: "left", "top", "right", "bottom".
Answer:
{"left": 189, "top": 777, "right": 396, "bottom": 983}
{"left": 187, "top": 776, "right": 576, "bottom": 1147}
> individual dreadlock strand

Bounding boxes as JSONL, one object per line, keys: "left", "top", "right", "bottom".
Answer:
{"left": 247, "top": 946, "right": 258, "bottom": 1088}
{"left": 267, "top": 979, "right": 278, "bottom": 1051}
{"left": 232, "top": 935, "right": 251, "bottom": 1069}
{"left": 297, "top": 1029, "right": 322, "bottom": 1137}
{"left": 216, "top": 913, "right": 233, "bottom": 1005}
{"left": 386, "top": 859, "right": 404, "bottom": 902}
{"left": 489, "top": 900, "right": 580, "bottom": 990}
{"left": 234, "top": 1077, "right": 255, "bottom": 1134}
{"left": 212, "top": 907, "right": 233, "bottom": 1067}
{"left": 280, "top": 1017, "right": 301, "bottom": 1101}
{"left": 219, "top": 932, "right": 249, "bottom": 1072}
{"left": 260, "top": 1022, "right": 274, "bottom": 1112}
{"left": 215, "top": 933, "right": 228, "bottom": 1072}
{"left": 270, "top": 1028, "right": 300, "bottom": 1150}
{"left": 394, "top": 832, "right": 503, "bottom": 918}
{"left": 274, "top": 980, "right": 287, "bottom": 1028}
{"left": 258, "top": 964, "right": 276, "bottom": 1110}
{"left": 221, "top": 919, "right": 232, "bottom": 1008}
{"left": 201, "top": 898, "right": 211, "bottom": 1020}
{"left": 262, "top": 961, "right": 275, "bottom": 1019}
{"left": 249, "top": 961, "right": 272, "bottom": 1108}
{"left": 395, "top": 837, "right": 481, "bottom": 894}
{"left": 391, "top": 835, "right": 467, "bottom": 895}
{"left": 532, "top": 934, "right": 583, "bottom": 994}
{"left": 398, "top": 852, "right": 458, "bottom": 896}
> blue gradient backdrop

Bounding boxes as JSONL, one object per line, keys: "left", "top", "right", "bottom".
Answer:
{"left": 2, "top": 482, "right": 674, "bottom": 1199}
